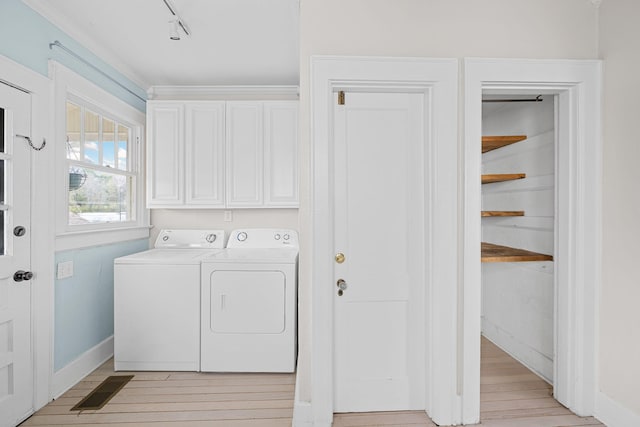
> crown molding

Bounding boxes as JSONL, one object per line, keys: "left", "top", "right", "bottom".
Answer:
{"left": 147, "top": 85, "right": 300, "bottom": 100}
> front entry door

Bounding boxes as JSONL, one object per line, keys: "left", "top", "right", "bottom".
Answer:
{"left": 333, "top": 91, "right": 426, "bottom": 412}
{"left": 0, "top": 83, "right": 33, "bottom": 426}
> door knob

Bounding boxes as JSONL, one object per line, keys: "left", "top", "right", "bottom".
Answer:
{"left": 337, "top": 279, "right": 347, "bottom": 290}
{"left": 14, "top": 270, "right": 33, "bottom": 282}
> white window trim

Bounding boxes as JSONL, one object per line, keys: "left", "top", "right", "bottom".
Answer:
{"left": 51, "top": 61, "right": 149, "bottom": 250}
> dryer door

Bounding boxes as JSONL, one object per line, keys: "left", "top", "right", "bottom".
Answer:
{"left": 210, "top": 270, "right": 285, "bottom": 334}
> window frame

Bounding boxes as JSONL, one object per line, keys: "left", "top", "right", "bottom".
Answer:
{"left": 53, "top": 62, "right": 148, "bottom": 250}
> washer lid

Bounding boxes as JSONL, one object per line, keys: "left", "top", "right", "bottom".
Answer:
{"left": 115, "top": 248, "right": 224, "bottom": 265}
{"left": 201, "top": 248, "right": 299, "bottom": 264}
{"left": 154, "top": 229, "right": 226, "bottom": 249}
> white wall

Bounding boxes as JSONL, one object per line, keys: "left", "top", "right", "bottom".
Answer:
{"left": 481, "top": 98, "right": 555, "bottom": 382}
{"left": 298, "top": 0, "right": 598, "bottom": 406}
{"left": 598, "top": 0, "right": 640, "bottom": 418}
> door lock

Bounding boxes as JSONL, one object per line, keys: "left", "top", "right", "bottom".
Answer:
{"left": 13, "top": 226, "right": 26, "bottom": 237}
{"left": 337, "top": 279, "right": 347, "bottom": 296}
{"left": 14, "top": 270, "right": 34, "bottom": 282}
{"left": 335, "top": 252, "right": 345, "bottom": 264}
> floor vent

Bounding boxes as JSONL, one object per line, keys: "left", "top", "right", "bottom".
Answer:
{"left": 71, "top": 375, "right": 134, "bottom": 411}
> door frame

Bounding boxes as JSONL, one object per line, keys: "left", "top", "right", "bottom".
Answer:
{"left": 462, "top": 58, "right": 602, "bottom": 423}
{"left": 310, "top": 56, "right": 458, "bottom": 426}
{"left": 0, "top": 54, "right": 54, "bottom": 413}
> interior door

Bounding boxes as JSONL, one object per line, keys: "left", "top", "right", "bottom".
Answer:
{"left": 333, "top": 91, "right": 426, "bottom": 412}
{"left": 0, "top": 83, "right": 33, "bottom": 426}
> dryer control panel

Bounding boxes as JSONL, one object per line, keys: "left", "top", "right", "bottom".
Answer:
{"left": 227, "top": 229, "right": 299, "bottom": 249}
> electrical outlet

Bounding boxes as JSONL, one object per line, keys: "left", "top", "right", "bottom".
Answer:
{"left": 57, "top": 261, "right": 74, "bottom": 279}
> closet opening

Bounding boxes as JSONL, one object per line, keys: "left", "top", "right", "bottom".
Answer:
{"left": 480, "top": 92, "right": 558, "bottom": 420}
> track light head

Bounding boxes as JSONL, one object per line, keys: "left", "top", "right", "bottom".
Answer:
{"left": 169, "top": 18, "right": 180, "bottom": 41}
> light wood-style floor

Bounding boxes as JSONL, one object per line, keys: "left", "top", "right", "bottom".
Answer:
{"left": 21, "top": 338, "right": 605, "bottom": 426}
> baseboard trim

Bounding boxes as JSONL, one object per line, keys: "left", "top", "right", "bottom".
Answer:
{"left": 292, "top": 400, "right": 314, "bottom": 427}
{"left": 292, "top": 368, "right": 314, "bottom": 427}
{"left": 52, "top": 336, "right": 114, "bottom": 399}
{"left": 595, "top": 391, "right": 640, "bottom": 427}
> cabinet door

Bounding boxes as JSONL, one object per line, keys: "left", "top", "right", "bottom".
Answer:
{"left": 264, "top": 101, "right": 298, "bottom": 207}
{"left": 226, "top": 102, "right": 264, "bottom": 207}
{"left": 147, "top": 102, "right": 184, "bottom": 206}
{"left": 185, "top": 102, "right": 225, "bottom": 207}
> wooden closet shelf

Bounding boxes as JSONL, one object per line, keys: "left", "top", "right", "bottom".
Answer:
{"left": 481, "top": 242, "right": 553, "bottom": 263}
{"left": 482, "top": 211, "right": 525, "bottom": 217}
{"left": 482, "top": 135, "right": 527, "bottom": 153}
{"left": 482, "top": 173, "right": 526, "bottom": 184}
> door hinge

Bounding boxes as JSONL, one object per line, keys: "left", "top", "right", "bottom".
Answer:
{"left": 338, "top": 91, "right": 345, "bottom": 105}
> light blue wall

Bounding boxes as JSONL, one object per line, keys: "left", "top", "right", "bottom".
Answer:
{"left": 54, "top": 239, "right": 149, "bottom": 371}
{"left": 0, "top": 0, "right": 150, "bottom": 371}
{"left": 0, "top": 0, "right": 146, "bottom": 111}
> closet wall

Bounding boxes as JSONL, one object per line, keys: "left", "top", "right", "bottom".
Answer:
{"left": 481, "top": 97, "right": 555, "bottom": 382}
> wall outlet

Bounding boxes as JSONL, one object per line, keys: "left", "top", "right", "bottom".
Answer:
{"left": 57, "top": 261, "right": 74, "bottom": 279}
{"left": 224, "top": 210, "right": 233, "bottom": 222}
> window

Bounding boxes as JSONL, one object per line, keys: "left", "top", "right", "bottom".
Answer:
{"left": 65, "top": 99, "right": 138, "bottom": 226}
{"left": 52, "top": 62, "right": 147, "bottom": 249}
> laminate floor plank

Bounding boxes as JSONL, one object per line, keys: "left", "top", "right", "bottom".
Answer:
{"left": 21, "top": 336, "right": 605, "bottom": 427}
{"left": 332, "top": 411, "right": 436, "bottom": 426}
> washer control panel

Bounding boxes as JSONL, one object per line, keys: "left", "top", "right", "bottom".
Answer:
{"left": 154, "top": 229, "right": 226, "bottom": 249}
{"left": 227, "top": 229, "right": 299, "bottom": 249}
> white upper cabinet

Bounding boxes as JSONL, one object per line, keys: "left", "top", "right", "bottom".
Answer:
{"left": 185, "top": 102, "right": 226, "bottom": 207}
{"left": 226, "top": 102, "right": 264, "bottom": 207}
{"left": 147, "top": 103, "right": 184, "bottom": 206}
{"left": 264, "top": 102, "right": 299, "bottom": 207}
{"left": 146, "top": 100, "right": 298, "bottom": 209}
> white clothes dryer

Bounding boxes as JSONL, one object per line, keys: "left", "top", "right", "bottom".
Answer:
{"left": 200, "top": 229, "right": 298, "bottom": 372}
{"left": 114, "top": 229, "right": 226, "bottom": 371}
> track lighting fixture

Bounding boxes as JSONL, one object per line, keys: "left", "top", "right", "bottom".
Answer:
{"left": 163, "top": 0, "right": 191, "bottom": 41}
{"left": 169, "top": 18, "right": 181, "bottom": 41}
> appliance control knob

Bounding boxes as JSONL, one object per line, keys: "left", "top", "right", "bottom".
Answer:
{"left": 205, "top": 233, "right": 217, "bottom": 243}
{"left": 283, "top": 234, "right": 290, "bottom": 240}
{"left": 274, "top": 234, "right": 281, "bottom": 240}
{"left": 237, "top": 232, "right": 248, "bottom": 242}
{"left": 162, "top": 235, "right": 169, "bottom": 241}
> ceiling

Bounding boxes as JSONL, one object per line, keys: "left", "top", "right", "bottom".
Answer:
{"left": 22, "top": 0, "right": 300, "bottom": 90}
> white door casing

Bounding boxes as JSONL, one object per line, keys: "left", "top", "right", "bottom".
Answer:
{"left": 462, "top": 59, "right": 602, "bottom": 423}
{"left": 333, "top": 92, "right": 425, "bottom": 412}
{"left": 0, "top": 83, "right": 33, "bottom": 427}
{"left": 310, "top": 56, "right": 458, "bottom": 426}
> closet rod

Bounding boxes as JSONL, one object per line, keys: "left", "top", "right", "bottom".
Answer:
{"left": 483, "top": 95, "right": 543, "bottom": 103}
{"left": 49, "top": 40, "right": 147, "bottom": 103}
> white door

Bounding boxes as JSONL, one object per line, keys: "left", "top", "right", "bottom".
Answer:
{"left": 333, "top": 91, "right": 426, "bottom": 412}
{"left": 0, "top": 83, "right": 33, "bottom": 426}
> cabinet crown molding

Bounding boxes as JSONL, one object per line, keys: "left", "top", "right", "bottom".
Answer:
{"left": 147, "top": 85, "right": 299, "bottom": 101}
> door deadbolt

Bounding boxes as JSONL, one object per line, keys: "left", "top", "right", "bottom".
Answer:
{"left": 13, "top": 226, "right": 26, "bottom": 237}
{"left": 14, "top": 270, "right": 34, "bottom": 282}
{"left": 335, "top": 252, "right": 345, "bottom": 264}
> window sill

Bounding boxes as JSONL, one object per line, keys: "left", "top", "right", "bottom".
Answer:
{"left": 55, "top": 225, "right": 151, "bottom": 252}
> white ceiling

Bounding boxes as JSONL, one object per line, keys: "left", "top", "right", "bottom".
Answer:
{"left": 22, "top": 0, "right": 300, "bottom": 90}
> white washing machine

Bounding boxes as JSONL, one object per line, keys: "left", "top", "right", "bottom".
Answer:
{"left": 114, "top": 229, "right": 226, "bottom": 371}
{"left": 200, "top": 229, "right": 298, "bottom": 372}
